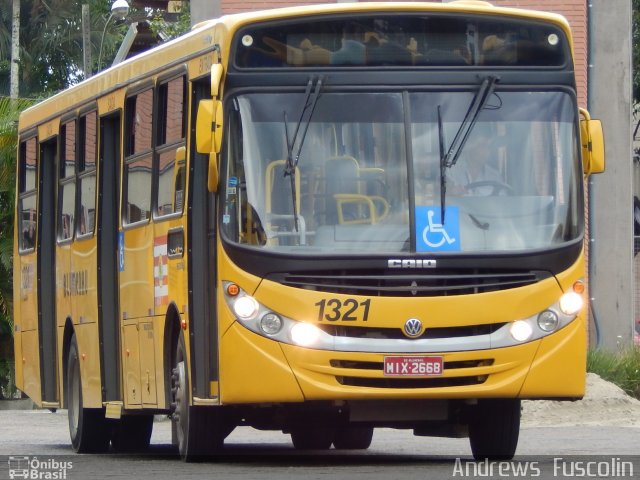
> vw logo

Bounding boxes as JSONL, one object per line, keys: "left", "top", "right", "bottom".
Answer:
{"left": 403, "top": 318, "right": 423, "bottom": 338}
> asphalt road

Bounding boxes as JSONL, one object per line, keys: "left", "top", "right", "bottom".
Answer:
{"left": 0, "top": 410, "right": 638, "bottom": 480}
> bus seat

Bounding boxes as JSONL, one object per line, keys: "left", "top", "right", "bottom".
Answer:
{"left": 265, "top": 160, "right": 301, "bottom": 215}
{"left": 265, "top": 160, "right": 301, "bottom": 243}
{"left": 325, "top": 155, "right": 389, "bottom": 225}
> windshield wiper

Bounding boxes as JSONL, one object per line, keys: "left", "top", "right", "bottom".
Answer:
{"left": 283, "top": 76, "right": 324, "bottom": 231}
{"left": 437, "top": 75, "right": 498, "bottom": 223}
{"left": 437, "top": 105, "right": 447, "bottom": 224}
{"left": 442, "top": 75, "right": 498, "bottom": 169}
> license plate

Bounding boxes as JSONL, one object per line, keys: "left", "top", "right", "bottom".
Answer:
{"left": 383, "top": 356, "right": 444, "bottom": 376}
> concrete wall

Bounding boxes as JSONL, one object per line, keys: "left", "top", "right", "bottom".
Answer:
{"left": 191, "top": 0, "right": 221, "bottom": 26}
{"left": 589, "top": 0, "right": 635, "bottom": 349}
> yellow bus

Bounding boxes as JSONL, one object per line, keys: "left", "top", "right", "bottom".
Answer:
{"left": 13, "top": 1, "right": 604, "bottom": 461}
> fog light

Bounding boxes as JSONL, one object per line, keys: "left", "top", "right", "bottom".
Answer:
{"left": 510, "top": 320, "right": 533, "bottom": 342}
{"left": 233, "top": 296, "right": 259, "bottom": 320}
{"left": 260, "top": 313, "right": 283, "bottom": 335}
{"left": 291, "top": 323, "right": 322, "bottom": 347}
{"left": 537, "top": 310, "right": 559, "bottom": 332}
{"left": 559, "top": 291, "right": 583, "bottom": 315}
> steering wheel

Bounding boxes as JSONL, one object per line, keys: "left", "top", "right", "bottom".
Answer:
{"left": 464, "top": 180, "right": 513, "bottom": 195}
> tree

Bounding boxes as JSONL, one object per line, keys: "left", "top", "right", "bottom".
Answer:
{"left": 149, "top": 1, "right": 191, "bottom": 42}
{"left": 0, "top": 0, "right": 129, "bottom": 97}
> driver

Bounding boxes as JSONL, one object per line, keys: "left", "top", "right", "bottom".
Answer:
{"left": 447, "top": 135, "right": 504, "bottom": 195}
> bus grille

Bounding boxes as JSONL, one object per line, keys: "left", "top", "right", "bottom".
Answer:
{"left": 319, "top": 323, "right": 506, "bottom": 340}
{"left": 336, "top": 375, "right": 488, "bottom": 389}
{"left": 332, "top": 359, "right": 492, "bottom": 389}
{"left": 330, "top": 359, "right": 494, "bottom": 370}
{"left": 269, "top": 269, "right": 549, "bottom": 297}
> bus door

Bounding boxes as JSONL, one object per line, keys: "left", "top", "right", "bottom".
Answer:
{"left": 15, "top": 136, "right": 39, "bottom": 402}
{"left": 37, "top": 137, "right": 59, "bottom": 404}
{"left": 98, "top": 113, "right": 122, "bottom": 402}
{"left": 120, "top": 88, "right": 157, "bottom": 407}
{"left": 187, "top": 78, "right": 219, "bottom": 399}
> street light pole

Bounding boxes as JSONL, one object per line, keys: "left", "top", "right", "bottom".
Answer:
{"left": 82, "top": 5, "right": 92, "bottom": 79}
{"left": 97, "top": 0, "right": 130, "bottom": 73}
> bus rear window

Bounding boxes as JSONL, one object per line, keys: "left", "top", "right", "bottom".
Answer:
{"left": 234, "top": 14, "right": 568, "bottom": 69}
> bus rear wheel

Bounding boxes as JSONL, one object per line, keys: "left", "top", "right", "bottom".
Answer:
{"left": 67, "top": 334, "right": 110, "bottom": 453}
{"left": 333, "top": 426, "right": 374, "bottom": 450}
{"left": 468, "top": 399, "right": 521, "bottom": 460}
{"left": 171, "top": 331, "right": 232, "bottom": 461}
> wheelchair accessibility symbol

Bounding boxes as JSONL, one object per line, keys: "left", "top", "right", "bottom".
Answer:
{"left": 416, "top": 206, "right": 461, "bottom": 252}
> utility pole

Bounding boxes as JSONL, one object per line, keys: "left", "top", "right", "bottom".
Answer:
{"left": 10, "top": 0, "right": 20, "bottom": 98}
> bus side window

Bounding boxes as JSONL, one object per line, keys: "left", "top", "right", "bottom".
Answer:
{"left": 58, "top": 120, "right": 76, "bottom": 242}
{"left": 156, "top": 76, "right": 187, "bottom": 218}
{"left": 18, "top": 137, "right": 38, "bottom": 252}
{"left": 124, "top": 89, "right": 153, "bottom": 225}
{"left": 77, "top": 111, "right": 97, "bottom": 238}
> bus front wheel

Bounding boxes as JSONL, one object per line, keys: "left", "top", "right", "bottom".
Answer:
{"left": 468, "top": 399, "right": 521, "bottom": 460}
{"left": 333, "top": 426, "right": 374, "bottom": 450}
{"left": 67, "top": 334, "right": 110, "bottom": 453}
{"left": 290, "top": 427, "right": 334, "bottom": 450}
{"left": 171, "top": 331, "right": 232, "bottom": 461}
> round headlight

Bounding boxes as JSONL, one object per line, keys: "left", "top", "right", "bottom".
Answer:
{"left": 510, "top": 320, "right": 533, "bottom": 342}
{"left": 233, "top": 296, "right": 259, "bottom": 320}
{"left": 290, "top": 323, "right": 322, "bottom": 347}
{"left": 559, "top": 291, "right": 583, "bottom": 315}
{"left": 537, "top": 310, "right": 559, "bottom": 332}
{"left": 260, "top": 313, "right": 283, "bottom": 335}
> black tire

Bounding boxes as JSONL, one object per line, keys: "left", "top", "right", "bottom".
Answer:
{"left": 290, "top": 427, "right": 334, "bottom": 450}
{"left": 172, "top": 331, "right": 233, "bottom": 461}
{"left": 333, "top": 426, "right": 374, "bottom": 450}
{"left": 111, "top": 415, "right": 154, "bottom": 453}
{"left": 67, "top": 334, "right": 110, "bottom": 453}
{"left": 468, "top": 399, "right": 521, "bottom": 460}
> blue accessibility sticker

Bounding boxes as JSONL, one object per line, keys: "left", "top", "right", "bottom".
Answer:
{"left": 415, "top": 206, "right": 461, "bottom": 252}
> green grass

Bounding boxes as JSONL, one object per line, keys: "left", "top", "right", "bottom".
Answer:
{"left": 587, "top": 347, "right": 640, "bottom": 400}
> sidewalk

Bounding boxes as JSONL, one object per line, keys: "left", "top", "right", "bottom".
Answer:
{"left": 0, "top": 399, "right": 34, "bottom": 411}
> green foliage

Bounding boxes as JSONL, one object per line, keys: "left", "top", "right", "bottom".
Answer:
{"left": 149, "top": 2, "right": 191, "bottom": 42}
{"left": 0, "top": 0, "right": 128, "bottom": 97}
{"left": 0, "top": 358, "right": 18, "bottom": 399}
{"left": 587, "top": 348, "right": 640, "bottom": 400}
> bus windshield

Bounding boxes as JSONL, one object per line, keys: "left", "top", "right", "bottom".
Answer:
{"left": 221, "top": 89, "right": 581, "bottom": 254}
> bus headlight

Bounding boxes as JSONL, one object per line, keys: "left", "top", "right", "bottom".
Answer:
{"left": 559, "top": 291, "right": 583, "bottom": 315}
{"left": 260, "top": 313, "right": 283, "bottom": 335}
{"left": 223, "top": 281, "right": 330, "bottom": 348}
{"left": 233, "top": 295, "right": 259, "bottom": 320}
{"left": 510, "top": 320, "right": 533, "bottom": 342}
{"left": 537, "top": 310, "right": 559, "bottom": 332}
{"left": 291, "top": 323, "right": 322, "bottom": 347}
{"left": 497, "top": 285, "right": 584, "bottom": 347}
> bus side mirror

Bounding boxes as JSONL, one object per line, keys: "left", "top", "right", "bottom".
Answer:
{"left": 579, "top": 110, "right": 605, "bottom": 174}
{"left": 196, "top": 99, "right": 223, "bottom": 192}
{"left": 196, "top": 100, "right": 223, "bottom": 154}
